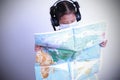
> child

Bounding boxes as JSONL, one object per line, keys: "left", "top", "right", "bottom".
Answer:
{"left": 50, "top": 1, "right": 107, "bottom": 80}
{"left": 35, "top": 0, "right": 107, "bottom": 80}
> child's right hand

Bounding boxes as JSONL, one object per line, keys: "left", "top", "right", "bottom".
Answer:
{"left": 35, "top": 45, "right": 41, "bottom": 52}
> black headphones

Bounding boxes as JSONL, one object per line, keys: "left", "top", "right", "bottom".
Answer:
{"left": 50, "top": 0, "right": 81, "bottom": 31}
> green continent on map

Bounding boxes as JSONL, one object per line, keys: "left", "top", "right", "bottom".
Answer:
{"left": 48, "top": 49, "right": 76, "bottom": 62}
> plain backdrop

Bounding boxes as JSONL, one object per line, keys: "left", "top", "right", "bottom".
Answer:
{"left": 0, "top": 0, "right": 120, "bottom": 80}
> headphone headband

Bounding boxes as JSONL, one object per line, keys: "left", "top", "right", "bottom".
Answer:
{"left": 52, "top": 0, "right": 75, "bottom": 7}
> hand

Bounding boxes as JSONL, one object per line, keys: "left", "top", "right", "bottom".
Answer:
{"left": 99, "top": 40, "right": 108, "bottom": 47}
{"left": 35, "top": 45, "right": 41, "bottom": 52}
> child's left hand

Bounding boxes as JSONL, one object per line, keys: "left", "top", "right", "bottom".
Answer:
{"left": 99, "top": 40, "right": 108, "bottom": 47}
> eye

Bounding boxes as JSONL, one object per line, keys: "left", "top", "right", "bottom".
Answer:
{"left": 63, "top": 22, "right": 69, "bottom": 24}
{"left": 60, "top": 21, "right": 69, "bottom": 24}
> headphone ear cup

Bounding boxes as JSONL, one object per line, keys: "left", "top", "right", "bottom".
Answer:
{"left": 51, "top": 17, "right": 59, "bottom": 27}
{"left": 50, "top": 6, "right": 59, "bottom": 26}
{"left": 76, "top": 12, "right": 81, "bottom": 21}
{"left": 74, "top": 1, "right": 81, "bottom": 21}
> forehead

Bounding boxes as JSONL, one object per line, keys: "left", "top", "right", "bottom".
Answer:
{"left": 59, "top": 13, "right": 76, "bottom": 24}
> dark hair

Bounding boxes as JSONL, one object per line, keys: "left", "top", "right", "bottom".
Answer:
{"left": 55, "top": 1, "right": 76, "bottom": 20}
{"left": 50, "top": 0, "right": 81, "bottom": 31}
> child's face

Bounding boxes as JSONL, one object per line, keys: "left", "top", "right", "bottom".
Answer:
{"left": 59, "top": 13, "right": 76, "bottom": 24}
{"left": 58, "top": 13, "right": 77, "bottom": 30}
